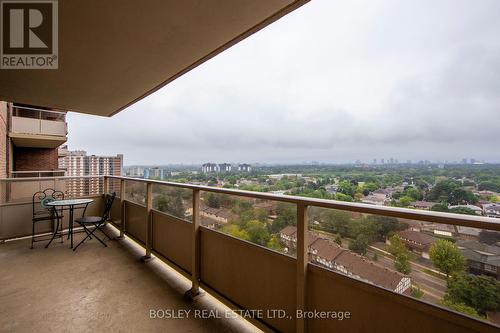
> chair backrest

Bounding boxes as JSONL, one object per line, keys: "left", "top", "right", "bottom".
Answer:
{"left": 33, "top": 188, "right": 64, "bottom": 215}
{"left": 102, "top": 192, "right": 116, "bottom": 221}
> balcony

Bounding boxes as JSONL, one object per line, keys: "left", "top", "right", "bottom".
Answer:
{"left": 1, "top": 176, "right": 499, "bottom": 333}
{"left": 10, "top": 170, "right": 66, "bottom": 178}
{"left": 9, "top": 106, "right": 67, "bottom": 148}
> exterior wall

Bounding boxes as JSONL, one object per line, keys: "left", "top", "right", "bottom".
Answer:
{"left": 13, "top": 147, "right": 58, "bottom": 171}
{"left": 0, "top": 102, "right": 7, "bottom": 178}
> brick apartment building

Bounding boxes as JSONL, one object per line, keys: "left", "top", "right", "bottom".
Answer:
{"left": 0, "top": 101, "right": 67, "bottom": 178}
{"left": 59, "top": 149, "right": 123, "bottom": 196}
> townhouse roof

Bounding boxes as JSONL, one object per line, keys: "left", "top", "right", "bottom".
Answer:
{"left": 411, "top": 201, "right": 436, "bottom": 209}
{"left": 397, "top": 230, "right": 437, "bottom": 246}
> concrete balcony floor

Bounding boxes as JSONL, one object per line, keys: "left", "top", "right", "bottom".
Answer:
{"left": 0, "top": 227, "right": 260, "bottom": 333}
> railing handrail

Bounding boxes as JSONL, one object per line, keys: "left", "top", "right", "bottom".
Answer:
{"left": 106, "top": 175, "right": 500, "bottom": 231}
{"left": 12, "top": 105, "right": 66, "bottom": 116}
{"left": 0, "top": 175, "right": 104, "bottom": 182}
{"left": 10, "top": 170, "right": 66, "bottom": 173}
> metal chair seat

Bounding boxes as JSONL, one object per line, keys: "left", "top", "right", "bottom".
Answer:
{"left": 74, "top": 216, "right": 103, "bottom": 224}
{"left": 72, "top": 193, "right": 116, "bottom": 251}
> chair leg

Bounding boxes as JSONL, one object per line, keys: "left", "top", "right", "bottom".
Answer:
{"left": 73, "top": 223, "right": 107, "bottom": 251}
{"left": 31, "top": 221, "right": 35, "bottom": 249}
{"left": 45, "top": 218, "right": 60, "bottom": 248}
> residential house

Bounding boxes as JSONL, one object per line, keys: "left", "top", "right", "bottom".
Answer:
{"left": 483, "top": 203, "right": 500, "bottom": 219}
{"left": 411, "top": 201, "right": 436, "bottom": 210}
{"left": 457, "top": 241, "right": 500, "bottom": 280}
{"left": 200, "top": 207, "right": 237, "bottom": 224}
{"left": 395, "top": 230, "right": 437, "bottom": 259}
{"left": 361, "top": 193, "right": 388, "bottom": 206}
{"left": 280, "top": 227, "right": 412, "bottom": 294}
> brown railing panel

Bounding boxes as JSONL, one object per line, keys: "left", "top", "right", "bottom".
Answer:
{"left": 152, "top": 210, "right": 192, "bottom": 273}
{"left": 124, "top": 201, "right": 147, "bottom": 244}
{"left": 200, "top": 228, "right": 297, "bottom": 333}
{"left": 306, "top": 264, "right": 497, "bottom": 333}
{"left": 0, "top": 195, "right": 104, "bottom": 240}
{"left": 108, "top": 195, "right": 122, "bottom": 228}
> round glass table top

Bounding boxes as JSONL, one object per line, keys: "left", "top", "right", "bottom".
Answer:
{"left": 46, "top": 198, "right": 94, "bottom": 206}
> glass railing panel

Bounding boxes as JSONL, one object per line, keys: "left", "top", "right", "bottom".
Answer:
{"left": 199, "top": 191, "right": 297, "bottom": 257}
{"left": 152, "top": 183, "right": 192, "bottom": 222}
{"left": 124, "top": 179, "right": 146, "bottom": 206}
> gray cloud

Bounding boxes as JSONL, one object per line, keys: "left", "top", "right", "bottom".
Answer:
{"left": 67, "top": 0, "right": 500, "bottom": 165}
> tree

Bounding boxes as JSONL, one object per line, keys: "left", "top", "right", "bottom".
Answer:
{"left": 349, "top": 234, "right": 368, "bottom": 255}
{"left": 427, "top": 179, "right": 478, "bottom": 205}
{"left": 267, "top": 235, "right": 283, "bottom": 251}
{"left": 449, "top": 207, "right": 478, "bottom": 216}
{"left": 395, "top": 253, "right": 411, "bottom": 274}
{"left": 440, "top": 299, "right": 482, "bottom": 318}
{"left": 403, "top": 187, "right": 423, "bottom": 201}
{"left": 387, "top": 235, "right": 407, "bottom": 256}
{"left": 399, "top": 196, "right": 414, "bottom": 207}
{"left": 411, "top": 286, "right": 424, "bottom": 299}
{"left": 220, "top": 224, "right": 249, "bottom": 241}
{"left": 431, "top": 203, "right": 450, "bottom": 212}
{"left": 334, "top": 235, "right": 342, "bottom": 246}
{"left": 335, "top": 193, "right": 353, "bottom": 202}
{"left": 429, "top": 240, "right": 466, "bottom": 277}
{"left": 320, "top": 210, "right": 351, "bottom": 236}
{"left": 269, "top": 203, "right": 296, "bottom": 233}
{"left": 445, "top": 274, "right": 500, "bottom": 315}
{"left": 338, "top": 180, "right": 357, "bottom": 197}
{"left": 245, "top": 220, "right": 271, "bottom": 246}
{"left": 363, "top": 215, "right": 403, "bottom": 242}
{"left": 154, "top": 192, "right": 185, "bottom": 219}
{"left": 372, "top": 252, "right": 379, "bottom": 261}
{"left": 206, "top": 193, "right": 221, "bottom": 208}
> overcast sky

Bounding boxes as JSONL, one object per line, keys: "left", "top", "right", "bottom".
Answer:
{"left": 67, "top": 0, "right": 500, "bottom": 166}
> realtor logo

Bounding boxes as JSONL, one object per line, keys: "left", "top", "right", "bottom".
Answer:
{"left": 1, "top": 0, "right": 58, "bottom": 69}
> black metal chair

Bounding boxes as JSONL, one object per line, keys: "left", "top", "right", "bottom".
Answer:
{"left": 72, "top": 192, "right": 116, "bottom": 251}
{"left": 31, "top": 188, "right": 64, "bottom": 249}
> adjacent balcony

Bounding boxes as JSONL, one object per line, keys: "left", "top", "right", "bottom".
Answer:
{"left": 10, "top": 170, "right": 66, "bottom": 178}
{"left": 1, "top": 176, "right": 499, "bottom": 333}
{"left": 9, "top": 106, "right": 67, "bottom": 148}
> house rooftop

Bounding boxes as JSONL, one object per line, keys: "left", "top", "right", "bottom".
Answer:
{"left": 397, "top": 230, "right": 437, "bottom": 246}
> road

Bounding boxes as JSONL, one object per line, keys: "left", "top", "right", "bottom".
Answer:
{"left": 312, "top": 230, "right": 447, "bottom": 303}
{"left": 366, "top": 246, "right": 447, "bottom": 303}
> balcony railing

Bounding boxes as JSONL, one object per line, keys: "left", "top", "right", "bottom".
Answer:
{"left": 9, "top": 106, "right": 67, "bottom": 138}
{"left": 0, "top": 175, "right": 499, "bottom": 333}
{"left": 11, "top": 106, "right": 66, "bottom": 122}
{"left": 10, "top": 170, "right": 66, "bottom": 178}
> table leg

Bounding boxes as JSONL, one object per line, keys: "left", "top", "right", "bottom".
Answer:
{"left": 70, "top": 206, "right": 74, "bottom": 248}
{"left": 67, "top": 206, "right": 71, "bottom": 240}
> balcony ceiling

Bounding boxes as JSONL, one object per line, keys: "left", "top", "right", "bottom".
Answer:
{"left": 0, "top": 0, "right": 308, "bottom": 117}
{"left": 10, "top": 133, "right": 67, "bottom": 148}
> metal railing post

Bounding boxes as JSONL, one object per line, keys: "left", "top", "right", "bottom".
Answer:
{"left": 185, "top": 189, "right": 201, "bottom": 299}
{"left": 296, "top": 203, "right": 308, "bottom": 333}
{"left": 103, "top": 176, "right": 109, "bottom": 195}
{"left": 117, "top": 179, "right": 126, "bottom": 239}
{"left": 142, "top": 182, "right": 153, "bottom": 261}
